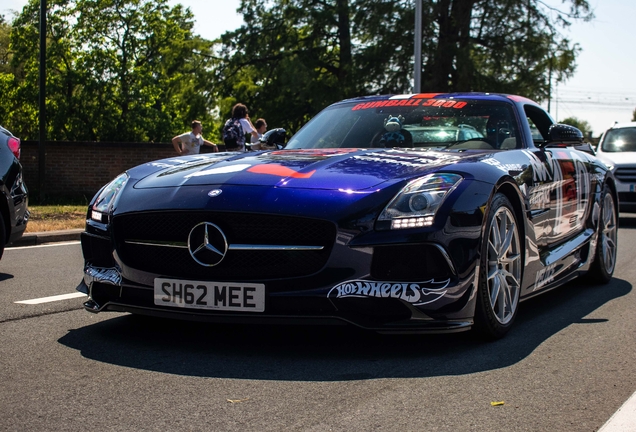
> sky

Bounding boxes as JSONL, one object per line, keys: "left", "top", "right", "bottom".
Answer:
{"left": 3, "top": 0, "right": 635, "bottom": 136}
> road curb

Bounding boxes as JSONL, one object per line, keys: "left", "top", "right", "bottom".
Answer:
{"left": 7, "top": 229, "right": 83, "bottom": 247}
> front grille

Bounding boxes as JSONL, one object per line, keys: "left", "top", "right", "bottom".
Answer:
{"left": 614, "top": 167, "right": 636, "bottom": 183}
{"left": 81, "top": 232, "right": 116, "bottom": 268}
{"left": 113, "top": 211, "right": 336, "bottom": 280}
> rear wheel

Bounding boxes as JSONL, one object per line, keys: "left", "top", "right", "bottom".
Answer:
{"left": 473, "top": 193, "right": 522, "bottom": 340}
{"left": 587, "top": 185, "right": 617, "bottom": 284}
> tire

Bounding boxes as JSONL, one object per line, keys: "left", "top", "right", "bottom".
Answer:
{"left": 587, "top": 185, "right": 618, "bottom": 284}
{"left": 0, "top": 213, "right": 5, "bottom": 261}
{"left": 473, "top": 193, "right": 522, "bottom": 340}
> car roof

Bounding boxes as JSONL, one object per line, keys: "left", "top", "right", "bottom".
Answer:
{"left": 606, "top": 121, "right": 636, "bottom": 130}
{"left": 338, "top": 92, "right": 537, "bottom": 105}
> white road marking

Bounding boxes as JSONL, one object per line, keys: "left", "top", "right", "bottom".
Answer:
{"left": 599, "top": 390, "right": 636, "bottom": 432}
{"left": 15, "top": 292, "right": 87, "bottom": 304}
{"left": 6, "top": 241, "right": 81, "bottom": 250}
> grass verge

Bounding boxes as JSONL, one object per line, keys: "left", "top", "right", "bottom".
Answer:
{"left": 26, "top": 205, "right": 87, "bottom": 232}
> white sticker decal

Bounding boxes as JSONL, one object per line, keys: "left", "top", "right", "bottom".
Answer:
{"left": 327, "top": 279, "right": 449, "bottom": 306}
{"left": 481, "top": 157, "right": 524, "bottom": 173}
{"left": 534, "top": 263, "right": 557, "bottom": 291}
{"left": 522, "top": 150, "right": 552, "bottom": 182}
{"left": 184, "top": 163, "right": 251, "bottom": 178}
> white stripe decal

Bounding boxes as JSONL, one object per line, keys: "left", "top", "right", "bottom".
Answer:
{"left": 389, "top": 94, "right": 414, "bottom": 100}
{"left": 15, "top": 292, "right": 87, "bottom": 304}
{"left": 598, "top": 390, "right": 636, "bottom": 431}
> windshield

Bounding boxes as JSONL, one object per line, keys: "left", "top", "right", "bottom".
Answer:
{"left": 601, "top": 127, "right": 636, "bottom": 152}
{"left": 286, "top": 99, "right": 520, "bottom": 150}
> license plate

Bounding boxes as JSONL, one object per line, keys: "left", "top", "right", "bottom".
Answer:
{"left": 154, "top": 278, "right": 265, "bottom": 312}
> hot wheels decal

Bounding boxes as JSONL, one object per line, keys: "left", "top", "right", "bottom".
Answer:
{"left": 327, "top": 279, "right": 449, "bottom": 305}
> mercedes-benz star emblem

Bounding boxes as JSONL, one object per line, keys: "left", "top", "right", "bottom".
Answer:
{"left": 187, "top": 222, "right": 228, "bottom": 267}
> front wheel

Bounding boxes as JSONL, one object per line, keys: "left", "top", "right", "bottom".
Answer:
{"left": 587, "top": 185, "right": 618, "bottom": 284}
{"left": 473, "top": 193, "right": 522, "bottom": 340}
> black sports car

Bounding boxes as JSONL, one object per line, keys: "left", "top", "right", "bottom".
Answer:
{"left": 77, "top": 93, "right": 618, "bottom": 339}
{"left": 0, "top": 126, "right": 29, "bottom": 260}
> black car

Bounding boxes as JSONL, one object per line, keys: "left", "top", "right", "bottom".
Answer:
{"left": 0, "top": 126, "right": 29, "bottom": 259}
{"left": 78, "top": 93, "right": 618, "bottom": 339}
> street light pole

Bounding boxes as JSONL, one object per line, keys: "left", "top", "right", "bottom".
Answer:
{"left": 414, "top": 0, "right": 422, "bottom": 93}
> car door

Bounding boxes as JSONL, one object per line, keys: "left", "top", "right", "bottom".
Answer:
{"left": 542, "top": 147, "right": 591, "bottom": 244}
{"left": 523, "top": 106, "right": 592, "bottom": 246}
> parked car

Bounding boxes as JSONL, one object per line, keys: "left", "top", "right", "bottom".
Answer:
{"left": 77, "top": 93, "right": 618, "bottom": 339}
{"left": 0, "top": 126, "right": 29, "bottom": 259}
{"left": 594, "top": 121, "right": 636, "bottom": 212}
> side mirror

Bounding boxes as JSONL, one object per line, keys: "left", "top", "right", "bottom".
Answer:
{"left": 260, "top": 128, "right": 287, "bottom": 149}
{"left": 546, "top": 123, "right": 584, "bottom": 144}
{"left": 544, "top": 123, "right": 595, "bottom": 154}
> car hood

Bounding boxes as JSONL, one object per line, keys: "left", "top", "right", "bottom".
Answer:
{"left": 596, "top": 151, "right": 636, "bottom": 166}
{"left": 133, "top": 148, "right": 466, "bottom": 191}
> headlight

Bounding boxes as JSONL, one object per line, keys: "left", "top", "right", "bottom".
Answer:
{"left": 91, "top": 173, "right": 129, "bottom": 223}
{"left": 378, "top": 173, "right": 462, "bottom": 229}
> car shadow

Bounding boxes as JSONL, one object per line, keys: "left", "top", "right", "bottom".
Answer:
{"left": 58, "top": 277, "right": 632, "bottom": 381}
{"left": 0, "top": 273, "right": 14, "bottom": 282}
{"left": 619, "top": 213, "right": 636, "bottom": 229}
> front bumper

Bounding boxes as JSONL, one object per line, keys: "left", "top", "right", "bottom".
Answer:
{"left": 78, "top": 250, "right": 478, "bottom": 334}
{"left": 78, "top": 202, "right": 484, "bottom": 334}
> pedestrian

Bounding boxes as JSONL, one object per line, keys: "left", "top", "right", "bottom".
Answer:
{"left": 249, "top": 118, "right": 268, "bottom": 150}
{"left": 172, "top": 120, "right": 218, "bottom": 155}
{"left": 223, "top": 103, "right": 258, "bottom": 151}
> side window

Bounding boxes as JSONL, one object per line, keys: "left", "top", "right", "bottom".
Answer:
{"left": 525, "top": 105, "right": 554, "bottom": 146}
{"left": 527, "top": 117, "right": 544, "bottom": 145}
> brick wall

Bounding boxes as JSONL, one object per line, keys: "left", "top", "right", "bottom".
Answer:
{"left": 20, "top": 141, "right": 220, "bottom": 199}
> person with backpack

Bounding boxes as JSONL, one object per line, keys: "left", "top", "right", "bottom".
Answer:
{"left": 223, "top": 103, "right": 258, "bottom": 151}
{"left": 172, "top": 120, "right": 218, "bottom": 155}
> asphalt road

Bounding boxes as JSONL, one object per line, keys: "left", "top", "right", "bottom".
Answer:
{"left": 1, "top": 218, "right": 635, "bottom": 431}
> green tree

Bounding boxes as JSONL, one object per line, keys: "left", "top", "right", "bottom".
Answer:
{"left": 8, "top": 0, "right": 218, "bottom": 142}
{"left": 422, "top": 0, "right": 588, "bottom": 98}
{"left": 215, "top": 0, "right": 592, "bottom": 134}
{"left": 0, "top": 14, "right": 11, "bottom": 74}
{"left": 214, "top": 0, "right": 418, "bottom": 132}
{"left": 560, "top": 116, "right": 592, "bottom": 136}
{"left": 0, "top": 15, "right": 15, "bottom": 125}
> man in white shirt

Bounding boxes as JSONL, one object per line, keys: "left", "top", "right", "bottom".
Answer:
{"left": 172, "top": 120, "right": 218, "bottom": 155}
